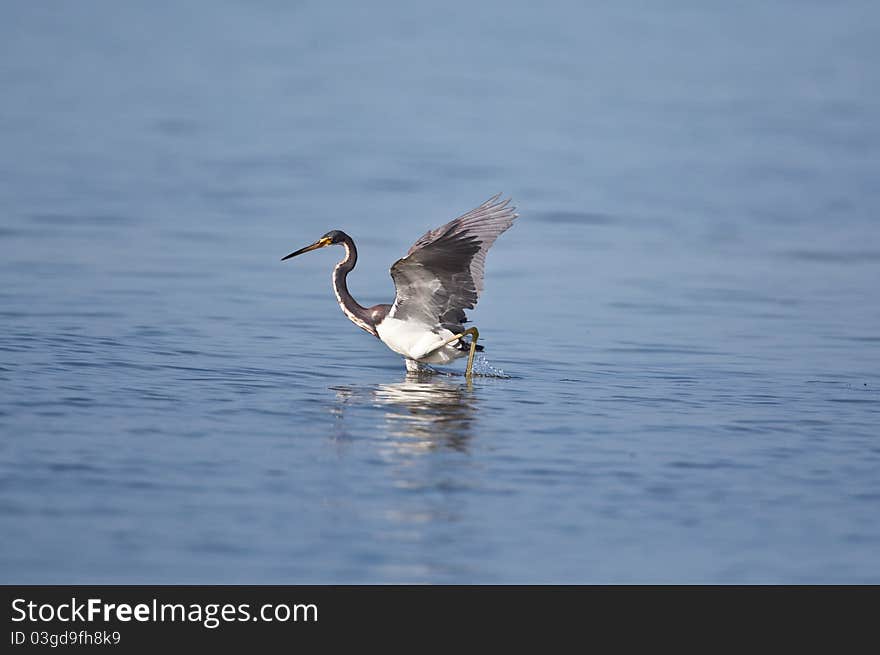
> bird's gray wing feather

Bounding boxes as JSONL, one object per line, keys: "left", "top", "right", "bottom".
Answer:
{"left": 388, "top": 194, "right": 517, "bottom": 326}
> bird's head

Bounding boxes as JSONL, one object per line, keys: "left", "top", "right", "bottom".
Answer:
{"left": 281, "top": 230, "right": 347, "bottom": 261}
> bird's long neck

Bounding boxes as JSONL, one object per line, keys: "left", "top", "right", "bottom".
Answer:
{"left": 332, "top": 236, "right": 377, "bottom": 336}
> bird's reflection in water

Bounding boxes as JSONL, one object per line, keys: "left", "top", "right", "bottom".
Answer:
{"left": 332, "top": 374, "right": 477, "bottom": 453}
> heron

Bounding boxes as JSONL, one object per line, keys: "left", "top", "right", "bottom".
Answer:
{"left": 281, "top": 194, "right": 518, "bottom": 378}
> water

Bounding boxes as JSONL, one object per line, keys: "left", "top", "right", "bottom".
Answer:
{"left": 1, "top": 1, "right": 879, "bottom": 583}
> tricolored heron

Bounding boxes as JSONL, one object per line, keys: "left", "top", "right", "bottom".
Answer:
{"left": 281, "top": 194, "right": 518, "bottom": 378}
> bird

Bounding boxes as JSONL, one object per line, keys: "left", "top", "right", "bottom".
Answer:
{"left": 281, "top": 194, "right": 518, "bottom": 378}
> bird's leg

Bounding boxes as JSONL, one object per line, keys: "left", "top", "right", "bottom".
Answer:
{"left": 405, "top": 358, "right": 433, "bottom": 375}
{"left": 464, "top": 326, "right": 479, "bottom": 378}
{"left": 426, "top": 327, "right": 480, "bottom": 378}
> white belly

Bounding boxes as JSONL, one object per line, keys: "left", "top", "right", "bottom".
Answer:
{"left": 375, "top": 317, "right": 465, "bottom": 364}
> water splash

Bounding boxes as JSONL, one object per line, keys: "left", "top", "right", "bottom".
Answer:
{"left": 471, "top": 354, "right": 511, "bottom": 378}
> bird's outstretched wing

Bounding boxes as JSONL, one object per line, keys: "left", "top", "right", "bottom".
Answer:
{"left": 388, "top": 194, "right": 518, "bottom": 327}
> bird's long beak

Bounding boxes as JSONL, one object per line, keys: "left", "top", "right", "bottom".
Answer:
{"left": 281, "top": 236, "right": 333, "bottom": 261}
